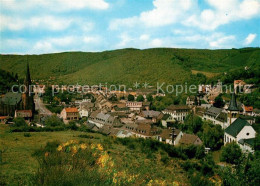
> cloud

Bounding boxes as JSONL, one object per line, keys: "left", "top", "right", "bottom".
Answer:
{"left": 140, "top": 34, "right": 150, "bottom": 41}
{"left": 83, "top": 36, "right": 101, "bottom": 44}
{"left": 109, "top": 0, "right": 197, "bottom": 30}
{"left": 244, "top": 33, "right": 257, "bottom": 45}
{"left": 110, "top": 0, "right": 260, "bottom": 31}
{"left": 184, "top": 0, "right": 260, "bottom": 30}
{"left": 150, "top": 39, "right": 163, "bottom": 47}
{"left": 209, "top": 35, "right": 236, "bottom": 48}
{"left": 1, "top": 0, "right": 109, "bottom": 11}
{"left": 0, "top": 15, "right": 94, "bottom": 31}
{"left": 0, "top": 15, "right": 74, "bottom": 31}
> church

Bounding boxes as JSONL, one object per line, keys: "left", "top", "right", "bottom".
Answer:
{"left": 0, "top": 63, "right": 35, "bottom": 118}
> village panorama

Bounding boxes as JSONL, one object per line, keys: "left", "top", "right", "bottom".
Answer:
{"left": 1, "top": 0, "right": 260, "bottom": 185}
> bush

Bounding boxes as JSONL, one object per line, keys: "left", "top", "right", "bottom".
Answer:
{"left": 13, "top": 117, "right": 27, "bottom": 127}
{"left": 220, "top": 142, "right": 242, "bottom": 164}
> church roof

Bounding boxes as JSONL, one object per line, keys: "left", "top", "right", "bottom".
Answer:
{"left": 2, "top": 92, "right": 22, "bottom": 105}
{"left": 225, "top": 118, "right": 250, "bottom": 137}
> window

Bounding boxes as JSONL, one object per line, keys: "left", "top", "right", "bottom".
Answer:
{"left": 246, "top": 133, "right": 249, "bottom": 136}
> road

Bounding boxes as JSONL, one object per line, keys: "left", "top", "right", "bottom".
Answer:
{"left": 35, "top": 94, "right": 53, "bottom": 116}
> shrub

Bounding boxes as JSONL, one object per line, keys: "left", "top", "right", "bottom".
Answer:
{"left": 13, "top": 117, "right": 27, "bottom": 127}
{"left": 220, "top": 142, "right": 242, "bottom": 164}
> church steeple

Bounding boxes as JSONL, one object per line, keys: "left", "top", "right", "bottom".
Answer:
{"left": 227, "top": 92, "right": 239, "bottom": 127}
{"left": 228, "top": 92, "right": 239, "bottom": 111}
{"left": 22, "top": 57, "right": 35, "bottom": 114}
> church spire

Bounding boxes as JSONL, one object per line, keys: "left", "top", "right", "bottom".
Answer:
{"left": 228, "top": 92, "right": 239, "bottom": 111}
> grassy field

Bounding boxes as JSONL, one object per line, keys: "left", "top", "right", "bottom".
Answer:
{"left": 191, "top": 70, "right": 220, "bottom": 78}
{"left": 1, "top": 47, "right": 259, "bottom": 85}
{"left": 0, "top": 125, "right": 190, "bottom": 185}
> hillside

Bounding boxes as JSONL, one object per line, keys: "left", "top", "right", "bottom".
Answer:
{"left": 0, "top": 48, "right": 259, "bottom": 86}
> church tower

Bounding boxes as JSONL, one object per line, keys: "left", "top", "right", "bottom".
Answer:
{"left": 227, "top": 92, "right": 239, "bottom": 126}
{"left": 22, "top": 62, "right": 35, "bottom": 113}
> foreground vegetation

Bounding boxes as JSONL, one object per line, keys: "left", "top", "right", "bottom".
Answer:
{"left": 1, "top": 122, "right": 260, "bottom": 185}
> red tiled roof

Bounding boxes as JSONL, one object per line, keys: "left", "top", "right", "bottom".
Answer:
{"left": 16, "top": 110, "right": 32, "bottom": 114}
{"left": 234, "top": 80, "right": 246, "bottom": 85}
{"left": 244, "top": 106, "right": 253, "bottom": 112}
{"left": 65, "top": 107, "right": 78, "bottom": 113}
{"left": 0, "top": 116, "right": 8, "bottom": 120}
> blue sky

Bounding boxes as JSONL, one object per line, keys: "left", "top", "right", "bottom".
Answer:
{"left": 0, "top": 0, "right": 259, "bottom": 54}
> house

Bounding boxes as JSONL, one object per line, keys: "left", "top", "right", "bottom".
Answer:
{"left": 157, "top": 128, "right": 182, "bottom": 145}
{"left": 140, "top": 110, "right": 163, "bottom": 123}
{"left": 0, "top": 116, "right": 8, "bottom": 124}
{"left": 177, "top": 133, "right": 203, "bottom": 146}
{"left": 162, "top": 105, "right": 190, "bottom": 123}
{"left": 234, "top": 80, "right": 246, "bottom": 94}
{"left": 224, "top": 118, "right": 256, "bottom": 150}
{"left": 88, "top": 111, "right": 122, "bottom": 128}
{"left": 203, "top": 107, "right": 228, "bottom": 128}
{"left": 242, "top": 105, "right": 254, "bottom": 116}
{"left": 60, "top": 107, "right": 79, "bottom": 123}
{"left": 238, "top": 138, "right": 255, "bottom": 153}
{"left": 116, "top": 130, "right": 133, "bottom": 138}
{"left": 126, "top": 101, "right": 143, "bottom": 112}
{"left": 161, "top": 114, "right": 175, "bottom": 127}
{"left": 15, "top": 110, "right": 33, "bottom": 121}
{"left": 79, "top": 102, "right": 96, "bottom": 118}
{"left": 142, "top": 102, "right": 151, "bottom": 111}
{"left": 186, "top": 96, "right": 199, "bottom": 106}
{"left": 0, "top": 92, "right": 23, "bottom": 116}
{"left": 133, "top": 123, "right": 161, "bottom": 139}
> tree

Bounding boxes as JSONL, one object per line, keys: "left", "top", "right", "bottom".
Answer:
{"left": 213, "top": 94, "right": 224, "bottom": 108}
{"left": 45, "top": 115, "right": 64, "bottom": 127}
{"left": 146, "top": 94, "right": 153, "bottom": 102}
{"left": 220, "top": 142, "right": 242, "bottom": 164}
{"left": 13, "top": 117, "right": 27, "bottom": 127}
{"left": 136, "top": 95, "right": 144, "bottom": 102}
{"left": 128, "top": 94, "right": 135, "bottom": 101}
{"left": 183, "top": 113, "right": 203, "bottom": 134}
{"left": 198, "top": 121, "right": 224, "bottom": 150}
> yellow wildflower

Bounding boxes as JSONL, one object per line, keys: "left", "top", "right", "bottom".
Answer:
{"left": 57, "top": 145, "right": 63, "bottom": 151}
{"left": 71, "top": 145, "right": 78, "bottom": 154}
{"left": 80, "top": 144, "right": 87, "bottom": 150}
{"left": 97, "top": 144, "right": 103, "bottom": 151}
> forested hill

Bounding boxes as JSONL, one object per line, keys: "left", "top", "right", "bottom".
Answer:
{"left": 0, "top": 48, "right": 259, "bottom": 85}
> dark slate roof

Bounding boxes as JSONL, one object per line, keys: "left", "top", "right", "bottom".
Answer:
{"left": 162, "top": 114, "right": 171, "bottom": 120}
{"left": 225, "top": 118, "right": 250, "bottom": 137}
{"left": 216, "top": 112, "right": 227, "bottom": 122}
{"left": 204, "top": 107, "right": 223, "bottom": 118}
{"left": 2, "top": 92, "right": 22, "bottom": 105}
{"left": 227, "top": 93, "right": 239, "bottom": 111}
{"left": 238, "top": 138, "right": 255, "bottom": 147}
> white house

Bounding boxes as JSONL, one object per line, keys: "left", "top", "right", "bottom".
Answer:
{"left": 224, "top": 118, "right": 256, "bottom": 152}
{"left": 162, "top": 105, "right": 190, "bottom": 123}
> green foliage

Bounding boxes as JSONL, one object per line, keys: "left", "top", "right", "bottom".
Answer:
{"left": 183, "top": 113, "right": 203, "bottom": 133}
{"left": 66, "top": 121, "right": 78, "bottom": 130}
{"left": 198, "top": 121, "right": 224, "bottom": 150}
{"left": 146, "top": 94, "right": 153, "bottom": 102}
{"left": 136, "top": 95, "right": 144, "bottom": 102}
{"left": 239, "top": 89, "right": 260, "bottom": 109}
{"left": 44, "top": 115, "right": 64, "bottom": 127}
{"left": 127, "top": 94, "right": 135, "bottom": 101}
{"left": 0, "top": 69, "right": 18, "bottom": 93}
{"left": 13, "top": 117, "right": 27, "bottom": 127}
{"left": 213, "top": 94, "right": 225, "bottom": 108}
{"left": 220, "top": 142, "right": 242, "bottom": 164}
{"left": 1, "top": 48, "right": 259, "bottom": 86}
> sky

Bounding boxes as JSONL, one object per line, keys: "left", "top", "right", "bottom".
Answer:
{"left": 0, "top": 0, "right": 259, "bottom": 54}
